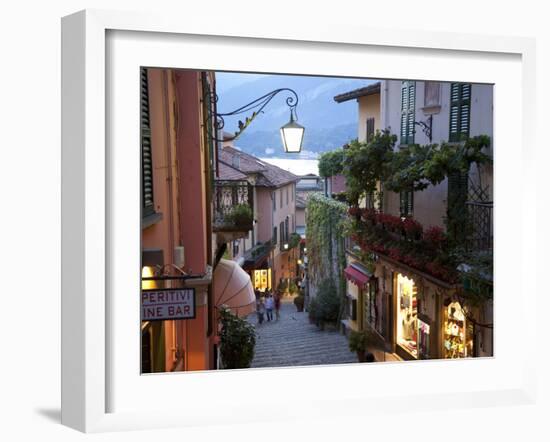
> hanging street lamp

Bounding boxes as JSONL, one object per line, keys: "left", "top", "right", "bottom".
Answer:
{"left": 280, "top": 109, "right": 305, "bottom": 153}
{"left": 204, "top": 87, "right": 305, "bottom": 153}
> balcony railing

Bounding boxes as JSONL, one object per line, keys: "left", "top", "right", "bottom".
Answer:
{"left": 213, "top": 180, "right": 254, "bottom": 233}
{"left": 243, "top": 240, "right": 273, "bottom": 268}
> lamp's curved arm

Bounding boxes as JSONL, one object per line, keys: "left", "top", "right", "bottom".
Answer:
{"left": 204, "top": 88, "right": 299, "bottom": 142}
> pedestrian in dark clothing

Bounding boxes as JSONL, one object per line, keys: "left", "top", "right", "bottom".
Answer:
{"left": 274, "top": 292, "right": 281, "bottom": 320}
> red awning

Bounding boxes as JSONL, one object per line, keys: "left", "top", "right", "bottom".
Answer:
{"left": 344, "top": 266, "right": 370, "bottom": 287}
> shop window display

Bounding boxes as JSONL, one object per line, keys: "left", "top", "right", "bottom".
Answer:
{"left": 443, "top": 301, "right": 474, "bottom": 358}
{"left": 253, "top": 269, "right": 271, "bottom": 291}
{"left": 396, "top": 274, "right": 418, "bottom": 358}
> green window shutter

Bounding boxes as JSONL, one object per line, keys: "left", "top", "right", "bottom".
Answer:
{"left": 141, "top": 68, "right": 155, "bottom": 217}
{"left": 447, "top": 171, "right": 469, "bottom": 242}
{"left": 400, "top": 81, "right": 416, "bottom": 145}
{"left": 407, "top": 190, "right": 413, "bottom": 216}
{"left": 399, "top": 189, "right": 414, "bottom": 217}
{"left": 449, "top": 83, "right": 471, "bottom": 142}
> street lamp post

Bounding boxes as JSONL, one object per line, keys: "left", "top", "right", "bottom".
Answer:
{"left": 204, "top": 87, "right": 305, "bottom": 153}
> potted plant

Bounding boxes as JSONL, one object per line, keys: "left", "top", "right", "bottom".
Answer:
{"left": 218, "top": 306, "right": 256, "bottom": 369}
{"left": 348, "top": 328, "right": 377, "bottom": 362}
{"left": 315, "top": 278, "right": 341, "bottom": 330}
{"left": 227, "top": 204, "right": 253, "bottom": 228}
{"left": 308, "top": 297, "right": 318, "bottom": 324}
{"left": 348, "top": 330, "right": 368, "bottom": 362}
{"left": 293, "top": 292, "right": 305, "bottom": 312}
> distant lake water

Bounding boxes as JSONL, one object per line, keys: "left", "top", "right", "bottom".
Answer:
{"left": 260, "top": 158, "right": 319, "bottom": 176}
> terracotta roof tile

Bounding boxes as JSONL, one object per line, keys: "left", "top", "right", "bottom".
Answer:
{"left": 220, "top": 146, "right": 299, "bottom": 188}
{"left": 219, "top": 145, "right": 267, "bottom": 173}
{"left": 217, "top": 161, "right": 248, "bottom": 181}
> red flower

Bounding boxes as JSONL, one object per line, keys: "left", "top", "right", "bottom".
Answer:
{"left": 388, "top": 247, "right": 402, "bottom": 261}
{"left": 424, "top": 226, "right": 446, "bottom": 247}
{"left": 403, "top": 217, "right": 423, "bottom": 235}
{"left": 348, "top": 206, "right": 361, "bottom": 216}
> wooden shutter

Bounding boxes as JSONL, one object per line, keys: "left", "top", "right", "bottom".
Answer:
{"left": 449, "top": 83, "right": 471, "bottom": 142}
{"left": 285, "top": 217, "right": 289, "bottom": 241}
{"left": 400, "top": 81, "right": 416, "bottom": 145}
{"left": 366, "top": 117, "right": 375, "bottom": 142}
{"left": 351, "top": 298, "right": 357, "bottom": 321}
{"left": 141, "top": 68, "right": 155, "bottom": 217}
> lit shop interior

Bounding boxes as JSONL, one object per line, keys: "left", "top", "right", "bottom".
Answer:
{"left": 443, "top": 301, "right": 474, "bottom": 358}
{"left": 252, "top": 268, "right": 272, "bottom": 292}
{"left": 395, "top": 274, "right": 418, "bottom": 359}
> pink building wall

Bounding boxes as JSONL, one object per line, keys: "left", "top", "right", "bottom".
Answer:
{"left": 175, "top": 70, "right": 207, "bottom": 275}
{"left": 142, "top": 69, "right": 181, "bottom": 371}
{"left": 142, "top": 68, "right": 214, "bottom": 373}
{"left": 271, "top": 183, "right": 297, "bottom": 288}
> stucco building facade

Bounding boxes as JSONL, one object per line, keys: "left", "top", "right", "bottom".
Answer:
{"left": 336, "top": 80, "right": 493, "bottom": 361}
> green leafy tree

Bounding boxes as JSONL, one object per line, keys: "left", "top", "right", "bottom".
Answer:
{"left": 342, "top": 130, "right": 396, "bottom": 205}
{"left": 318, "top": 149, "right": 345, "bottom": 178}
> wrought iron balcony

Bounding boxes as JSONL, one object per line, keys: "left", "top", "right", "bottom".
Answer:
{"left": 213, "top": 180, "right": 254, "bottom": 233}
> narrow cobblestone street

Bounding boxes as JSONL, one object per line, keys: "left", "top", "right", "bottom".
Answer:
{"left": 247, "top": 298, "right": 358, "bottom": 368}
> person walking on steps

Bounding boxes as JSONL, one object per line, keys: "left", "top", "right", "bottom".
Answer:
{"left": 256, "top": 292, "right": 265, "bottom": 324}
{"left": 265, "top": 293, "right": 274, "bottom": 321}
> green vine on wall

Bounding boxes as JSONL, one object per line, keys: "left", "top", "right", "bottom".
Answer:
{"left": 306, "top": 194, "right": 348, "bottom": 318}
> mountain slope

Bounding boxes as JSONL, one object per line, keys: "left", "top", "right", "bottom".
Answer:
{"left": 215, "top": 73, "right": 375, "bottom": 156}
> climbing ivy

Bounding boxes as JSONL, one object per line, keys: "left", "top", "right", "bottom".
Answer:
{"left": 306, "top": 194, "right": 348, "bottom": 318}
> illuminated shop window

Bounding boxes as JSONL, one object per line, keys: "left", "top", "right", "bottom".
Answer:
{"left": 396, "top": 274, "right": 418, "bottom": 358}
{"left": 253, "top": 269, "right": 272, "bottom": 291}
{"left": 444, "top": 301, "right": 474, "bottom": 358}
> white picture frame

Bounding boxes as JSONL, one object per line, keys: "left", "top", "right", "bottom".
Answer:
{"left": 61, "top": 9, "right": 538, "bottom": 433}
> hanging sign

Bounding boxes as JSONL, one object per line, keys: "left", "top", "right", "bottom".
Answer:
{"left": 141, "top": 288, "right": 196, "bottom": 321}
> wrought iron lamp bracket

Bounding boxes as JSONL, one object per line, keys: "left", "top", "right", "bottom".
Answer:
{"left": 204, "top": 88, "right": 299, "bottom": 142}
{"left": 413, "top": 114, "right": 433, "bottom": 143}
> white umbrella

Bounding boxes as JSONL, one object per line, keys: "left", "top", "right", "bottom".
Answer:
{"left": 214, "top": 259, "right": 256, "bottom": 317}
